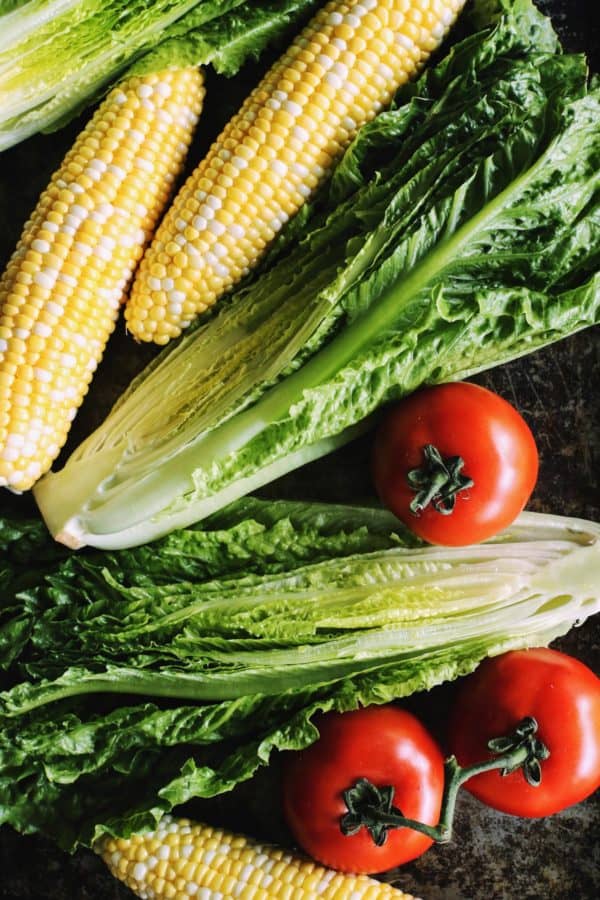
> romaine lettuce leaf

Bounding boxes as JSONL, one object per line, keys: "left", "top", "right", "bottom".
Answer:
{"left": 128, "top": 0, "right": 323, "bottom": 79}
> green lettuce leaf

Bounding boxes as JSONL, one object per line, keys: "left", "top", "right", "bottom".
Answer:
{"left": 128, "top": 0, "right": 322, "bottom": 79}
{"left": 34, "top": 0, "right": 600, "bottom": 549}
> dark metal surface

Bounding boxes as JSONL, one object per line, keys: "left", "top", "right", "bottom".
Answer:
{"left": 0, "top": 2, "right": 598, "bottom": 898}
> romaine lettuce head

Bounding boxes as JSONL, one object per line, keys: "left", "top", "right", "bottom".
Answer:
{"left": 1, "top": 501, "right": 599, "bottom": 848}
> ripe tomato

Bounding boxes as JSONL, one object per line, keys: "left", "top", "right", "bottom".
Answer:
{"left": 372, "top": 382, "right": 538, "bottom": 546}
{"left": 282, "top": 705, "right": 444, "bottom": 873}
{"left": 448, "top": 649, "right": 600, "bottom": 817}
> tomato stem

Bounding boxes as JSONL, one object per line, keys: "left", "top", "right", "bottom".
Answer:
{"left": 407, "top": 444, "right": 473, "bottom": 516}
{"left": 340, "top": 716, "right": 549, "bottom": 845}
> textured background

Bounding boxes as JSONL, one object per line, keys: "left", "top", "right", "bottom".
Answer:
{"left": 0, "top": 1, "right": 599, "bottom": 898}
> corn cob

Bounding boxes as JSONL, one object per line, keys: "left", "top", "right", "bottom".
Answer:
{"left": 125, "top": 0, "right": 466, "bottom": 345}
{"left": 98, "top": 815, "right": 418, "bottom": 899}
{"left": 0, "top": 68, "right": 205, "bottom": 492}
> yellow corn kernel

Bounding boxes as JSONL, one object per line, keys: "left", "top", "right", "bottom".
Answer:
{"left": 125, "top": 0, "right": 465, "bottom": 344}
{"left": 0, "top": 67, "right": 205, "bottom": 491}
{"left": 97, "top": 815, "right": 418, "bottom": 899}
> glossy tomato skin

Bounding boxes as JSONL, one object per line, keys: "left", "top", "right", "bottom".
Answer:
{"left": 282, "top": 705, "right": 445, "bottom": 874}
{"left": 449, "top": 649, "right": 600, "bottom": 817}
{"left": 372, "top": 382, "right": 538, "bottom": 546}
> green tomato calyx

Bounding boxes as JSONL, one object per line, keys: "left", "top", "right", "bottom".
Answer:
{"left": 407, "top": 444, "right": 474, "bottom": 516}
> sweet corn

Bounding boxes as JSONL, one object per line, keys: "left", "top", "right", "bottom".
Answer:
{"left": 125, "top": 0, "right": 466, "bottom": 344}
{"left": 97, "top": 815, "right": 418, "bottom": 899}
{"left": 0, "top": 68, "right": 205, "bottom": 491}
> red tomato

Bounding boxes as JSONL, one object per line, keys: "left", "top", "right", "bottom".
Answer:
{"left": 372, "top": 382, "right": 538, "bottom": 546}
{"left": 448, "top": 649, "right": 600, "bottom": 817}
{"left": 282, "top": 705, "right": 444, "bottom": 873}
